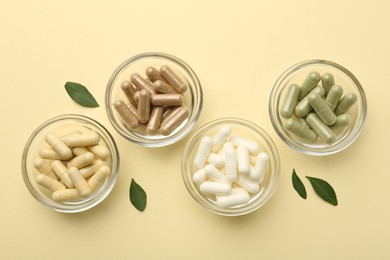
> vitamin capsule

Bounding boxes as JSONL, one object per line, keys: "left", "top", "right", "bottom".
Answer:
{"left": 207, "top": 153, "right": 225, "bottom": 168}
{"left": 295, "top": 86, "right": 325, "bottom": 118}
{"left": 121, "top": 80, "right": 138, "bottom": 108}
{"left": 151, "top": 94, "right": 183, "bottom": 106}
{"left": 284, "top": 118, "right": 317, "bottom": 143}
{"left": 63, "top": 131, "right": 100, "bottom": 147}
{"left": 237, "top": 145, "right": 250, "bottom": 175}
{"left": 216, "top": 192, "right": 250, "bottom": 208}
{"left": 299, "top": 71, "right": 321, "bottom": 100}
{"left": 68, "top": 167, "right": 92, "bottom": 197}
{"left": 160, "top": 65, "right": 187, "bottom": 94}
{"left": 334, "top": 93, "right": 357, "bottom": 115}
{"left": 230, "top": 136, "right": 260, "bottom": 155}
{"left": 280, "top": 84, "right": 300, "bottom": 118}
{"left": 222, "top": 141, "right": 234, "bottom": 158}
{"left": 145, "top": 66, "right": 165, "bottom": 82}
{"left": 52, "top": 189, "right": 81, "bottom": 202}
{"left": 249, "top": 152, "right": 269, "bottom": 183}
{"left": 160, "top": 106, "right": 189, "bottom": 136}
{"left": 45, "top": 133, "right": 72, "bottom": 160}
{"left": 146, "top": 106, "right": 164, "bottom": 135}
{"left": 224, "top": 146, "right": 237, "bottom": 181}
{"left": 33, "top": 158, "right": 59, "bottom": 180}
{"left": 36, "top": 174, "right": 66, "bottom": 192}
{"left": 306, "top": 113, "right": 336, "bottom": 143}
{"left": 88, "top": 144, "right": 110, "bottom": 160}
{"left": 39, "top": 148, "right": 64, "bottom": 160}
{"left": 307, "top": 92, "right": 336, "bottom": 125}
{"left": 211, "top": 126, "right": 232, "bottom": 152}
{"left": 331, "top": 114, "right": 351, "bottom": 128}
{"left": 114, "top": 100, "right": 139, "bottom": 129}
{"left": 67, "top": 152, "right": 94, "bottom": 169}
{"left": 51, "top": 160, "right": 74, "bottom": 188}
{"left": 72, "top": 147, "right": 88, "bottom": 156}
{"left": 193, "top": 136, "right": 213, "bottom": 168}
{"left": 153, "top": 80, "right": 177, "bottom": 94}
{"left": 133, "top": 91, "right": 140, "bottom": 104}
{"left": 321, "top": 73, "right": 335, "bottom": 94}
{"left": 161, "top": 106, "right": 180, "bottom": 122}
{"left": 137, "top": 89, "right": 151, "bottom": 124}
{"left": 236, "top": 175, "right": 259, "bottom": 194}
{"left": 192, "top": 168, "right": 206, "bottom": 185}
{"left": 199, "top": 181, "right": 231, "bottom": 195}
{"left": 325, "top": 85, "right": 343, "bottom": 111}
{"left": 79, "top": 159, "right": 105, "bottom": 178}
{"left": 130, "top": 73, "right": 156, "bottom": 95}
{"left": 88, "top": 165, "right": 110, "bottom": 190}
{"left": 204, "top": 164, "right": 228, "bottom": 183}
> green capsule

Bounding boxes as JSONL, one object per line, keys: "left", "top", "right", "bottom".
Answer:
{"left": 306, "top": 113, "right": 336, "bottom": 144}
{"left": 284, "top": 118, "right": 317, "bottom": 143}
{"left": 331, "top": 114, "right": 351, "bottom": 128}
{"left": 299, "top": 71, "right": 321, "bottom": 100}
{"left": 321, "top": 73, "right": 335, "bottom": 94}
{"left": 334, "top": 93, "right": 357, "bottom": 115}
{"left": 281, "top": 84, "right": 301, "bottom": 118}
{"left": 295, "top": 86, "right": 325, "bottom": 118}
{"left": 308, "top": 92, "right": 336, "bottom": 125}
{"left": 325, "top": 85, "right": 343, "bottom": 111}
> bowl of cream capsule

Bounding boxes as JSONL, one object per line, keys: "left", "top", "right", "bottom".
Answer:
{"left": 269, "top": 59, "right": 367, "bottom": 156}
{"left": 105, "top": 52, "right": 203, "bottom": 147}
{"left": 21, "top": 114, "right": 119, "bottom": 213}
{"left": 181, "top": 118, "right": 280, "bottom": 216}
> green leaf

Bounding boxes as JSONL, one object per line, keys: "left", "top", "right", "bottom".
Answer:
{"left": 292, "top": 169, "right": 307, "bottom": 199}
{"left": 65, "top": 81, "right": 99, "bottom": 107}
{"left": 306, "top": 176, "right": 338, "bottom": 206}
{"left": 129, "top": 178, "right": 147, "bottom": 212}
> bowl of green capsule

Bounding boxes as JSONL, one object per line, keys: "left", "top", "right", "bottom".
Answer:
{"left": 105, "top": 52, "right": 203, "bottom": 147}
{"left": 269, "top": 59, "right": 367, "bottom": 156}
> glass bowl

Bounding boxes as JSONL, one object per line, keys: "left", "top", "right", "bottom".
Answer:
{"left": 105, "top": 52, "right": 203, "bottom": 147}
{"left": 269, "top": 59, "right": 367, "bottom": 156}
{"left": 181, "top": 118, "right": 280, "bottom": 216}
{"left": 21, "top": 114, "right": 120, "bottom": 213}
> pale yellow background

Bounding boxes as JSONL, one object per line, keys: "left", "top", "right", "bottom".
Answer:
{"left": 1, "top": 0, "right": 389, "bottom": 259}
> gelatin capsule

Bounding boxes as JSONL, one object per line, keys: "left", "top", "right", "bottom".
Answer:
{"left": 88, "top": 144, "right": 110, "bottom": 160}
{"left": 36, "top": 174, "right": 66, "bottom": 192}
{"left": 145, "top": 66, "right": 165, "bottom": 82}
{"left": 212, "top": 126, "right": 231, "bottom": 152}
{"left": 236, "top": 175, "right": 259, "bottom": 194}
{"left": 199, "top": 181, "right": 231, "bottom": 195}
{"left": 334, "top": 93, "right": 357, "bottom": 116}
{"left": 79, "top": 159, "right": 105, "bottom": 178}
{"left": 321, "top": 73, "right": 335, "bottom": 94}
{"left": 146, "top": 106, "right": 164, "bottom": 135}
{"left": 192, "top": 168, "right": 206, "bottom": 185}
{"left": 160, "top": 65, "right": 187, "bottom": 94}
{"left": 325, "top": 85, "right": 343, "bottom": 111}
{"left": 72, "top": 147, "right": 88, "bottom": 156}
{"left": 204, "top": 164, "right": 228, "bottom": 183}
{"left": 295, "top": 86, "right": 325, "bottom": 118}
{"left": 280, "top": 84, "right": 300, "bottom": 118}
{"left": 39, "top": 148, "right": 65, "bottom": 160}
{"left": 63, "top": 131, "right": 100, "bottom": 147}
{"left": 153, "top": 80, "right": 177, "bottom": 94}
{"left": 284, "top": 118, "right": 317, "bottom": 143}
{"left": 45, "top": 132, "right": 72, "bottom": 160}
{"left": 160, "top": 106, "right": 189, "bottom": 136}
{"left": 193, "top": 136, "right": 213, "bottom": 169}
{"left": 306, "top": 113, "right": 336, "bottom": 143}
{"left": 137, "top": 89, "right": 151, "bottom": 124}
{"left": 237, "top": 145, "right": 250, "bottom": 175}
{"left": 307, "top": 92, "right": 336, "bottom": 125}
{"left": 121, "top": 80, "right": 138, "bottom": 108}
{"left": 331, "top": 114, "right": 351, "bottom": 128}
{"left": 230, "top": 136, "right": 260, "bottom": 155}
{"left": 67, "top": 152, "right": 94, "bottom": 169}
{"left": 114, "top": 100, "right": 139, "bottom": 129}
{"left": 250, "top": 152, "right": 269, "bottom": 183}
{"left": 224, "top": 146, "right": 237, "bottom": 181}
{"left": 207, "top": 153, "right": 225, "bottom": 168}
{"left": 299, "top": 71, "right": 321, "bottom": 100}
{"left": 88, "top": 165, "right": 110, "bottom": 190}
{"left": 51, "top": 160, "right": 74, "bottom": 188}
{"left": 33, "top": 158, "right": 59, "bottom": 180}
{"left": 130, "top": 73, "right": 156, "bottom": 95}
{"left": 68, "top": 167, "right": 92, "bottom": 197}
{"left": 151, "top": 94, "right": 183, "bottom": 107}
{"left": 216, "top": 192, "right": 250, "bottom": 208}
{"left": 52, "top": 189, "right": 81, "bottom": 202}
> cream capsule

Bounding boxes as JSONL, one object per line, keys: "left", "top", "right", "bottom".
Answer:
{"left": 137, "top": 89, "right": 151, "bottom": 124}
{"left": 36, "top": 174, "right": 66, "bottom": 192}
{"left": 159, "top": 65, "right": 187, "bottom": 94}
{"left": 68, "top": 167, "right": 92, "bottom": 197}
{"left": 321, "top": 73, "right": 335, "bottom": 94}
{"left": 295, "top": 86, "right": 325, "bottom": 118}
{"left": 160, "top": 106, "right": 189, "bottom": 136}
{"left": 224, "top": 146, "right": 237, "bottom": 181}
{"left": 72, "top": 147, "right": 88, "bottom": 156}
{"left": 33, "top": 158, "right": 59, "bottom": 180}
{"left": 79, "top": 159, "right": 105, "bottom": 178}
{"left": 63, "top": 131, "right": 100, "bottom": 147}
{"left": 230, "top": 136, "right": 260, "bottom": 155}
{"left": 45, "top": 132, "right": 72, "bottom": 160}
{"left": 307, "top": 92, "right": 336, "bottom": 125}
{"left": 331, "top": 114, "right": 351, "bottom": 128}
{"left": 88, "top": 165, "right": 111, "bottom": 190}
{"left": 284, "top": 118, "right": 317, "bottom": 143}
{"left": 325, "top": 85, "right": 343, "bottom": 111}
{"left": 38, "top": 148, "right": 65, "bottom": 160}
{"left": 280, "top": 84, "right": 300, "bottom": 118}
{"left": 114, "top": 100, "right": 139, "bottom": 129}
{"left": 193, "top": 136, "right": 213, "bottom": 168}
{"left": 87, "top": 144, "right": 110, "bottom": 160}
{"left": 67, "top": 152, "right": 94, "bottom": 169}
{"left": 121, "top": 80, "right": 138, "bottom": 108}
{"left": 51, "top": 160, "right": 74, "bottom": 188}
{"left": 211, "top": 126, "right": 231, "bottom": 152}
{"left": 145, "top": 66, "right": 165, "bottom": 82}
{"left": 130, "top": 73, "right": 156, "bottom": 95}
{"left": 151, "top": 94, "right": 183, "bottom": 107}
{"left": 216, "top": 192, "right": 250, "bottom": 208}
{"left": 306, "top": 113, "right": 336, "bottom": 143}
{"left": 334, "top": 93, "right": 357, "bottom": 115}
{"left": 52, "top": 189, "right": 81, "bottom": 202}
{"left": 237, "top": 145, "right": 250, "bottom": 175}
{"left": 299, "top": 71, "right": 321, "bottom": 100}
{"left": 153, "top": 80, "right": 177, "bottom": 94}
{"left": 199, "top": 181, "right": 231, "bottom": 195}
{"left": 146, "top": 106, "right": 164, "bottom": 135}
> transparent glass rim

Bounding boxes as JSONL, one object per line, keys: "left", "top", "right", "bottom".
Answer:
{"left": 269, "top": 59, "right": 367, "bottom": 156}
{"left": 21, "top": 114, "right": 120, "bottom": 213}
{"left": 105, "top": 52, "right": 203, "bottom": 147}
{"left": 181, "top": 117, "right": 281, "bottom": 216}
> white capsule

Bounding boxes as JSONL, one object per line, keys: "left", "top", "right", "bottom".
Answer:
{"left": 193, "top": 136, "right": 213, "bottom": 169}
{"left": 88, "top": 165, "right": 111, "bottom": 190}
{"left": 216, "top": 192, "right": 250, "bottom": 208}
{"left": 45, "top": 132, "right": 72, "bottom": 160}
{"left": 230, "top": 136, "right": 260, "bottom": 155}
{"left": 68, "top": 167, "right": 92, "bottom": 197}
{"left": 36, "top": 174, "right": 66, "bottom": 192}
{"left": 207, "top": 153, "right": 225, "bottom": 168}
{"left": 88, "top": 144, "right": 110, "bottom": 160}
{"left": 51, "top": 160, "right": 74, "bottom": 188}
{"left": 33, "top": 158, "right": 59, "bottom": 180}
{"left": 224, "top": 146, "right": 237, "bottom": 181}
{"left": 237, "top": 175, "right": 259, "bottom": 194}
{"left": 79, "top": 159, "right": 105, "bottom": 178}
{"left": 63, "top": 131, "right": 100, "bottom": 147}
{"left": 199, "top": 181, "right": 231, "bottom": 195}
{"left": 249, "top": 152, "right": 269, "bottom": 183}
{"left": 192, "top": 168, "right": 206, "bottom": 185}
{"left": 204, "top": 164, "right": 228, "bottom": 183}
{"left": 237, "top": 145, "right": 250, "bottom": 175}
{"left": 221, "top": 141, "right": 234, "bottom": 159}
{"left": 211, "top": 126, "right": 232, "bottom": 152}
{"left": 67, "top": 152, "right": 94, "bottom": 169}
{"left": 52, "top": 189, "right": 82, "bottom": 202}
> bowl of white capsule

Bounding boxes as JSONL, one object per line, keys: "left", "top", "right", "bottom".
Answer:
{"left": 269, "top": 60, "right": 367, "bottom": 156}
{"left": 105, "top": 52, "right": 203, "bottom": 147}
{"left": 181, "top": 118, "right": 280, "bottom": 216}
{"left": 21, "top": 114, "right": 119, "bottom": 213}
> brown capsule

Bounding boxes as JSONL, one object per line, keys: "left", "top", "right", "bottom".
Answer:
{"left": 130, "top": 73, "right": 156, "bottom": 95}
{"left": 161, "top": 106, "right": 182, "bottom": 123}
{"left": 160, "top": 65, "right": 187, "bottom": 94}
{"left": 145, "top": 66, "right": 165, "bottom": 82}
{"left": 151, "top": 94, "right": 183, "bottom": 107}
{"left": 153, "top": 80, "right": 177, "bottom": 94}
{"left": 146, "top": 106, "right": 164, "bottom": 135}
{"left": 121, "top": 81, "right": 138, "bottom": 108}
{"left": 160, "top": 106, "right": 189, "bottom": 135}
{"left": 137, "top": 89, "right": 151, "bottom": 124}
{"left": 114, "top": 100, "right": 139, "bottom": 129}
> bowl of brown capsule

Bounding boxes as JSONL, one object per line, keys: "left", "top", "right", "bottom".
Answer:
{"left": 105, "top": 52, "right": 203, "bottom": 147}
